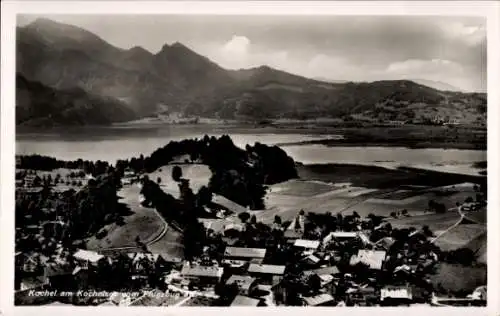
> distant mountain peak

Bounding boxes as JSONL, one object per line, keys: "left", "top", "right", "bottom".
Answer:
{"left": 171, "top": 42, "right": 188, "bottom": 49}
{"left": 411, "top": 78, "right": 463, "bottom": 92}
{"left": 24, "top": 17, "right": 112, "bottom": 49}
{"left": 128, "top": 46, "right": 152, "bottom": 55}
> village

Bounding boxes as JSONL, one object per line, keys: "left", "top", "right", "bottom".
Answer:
{"left": 14, "top": 163, "right": 487, "bottom": 307}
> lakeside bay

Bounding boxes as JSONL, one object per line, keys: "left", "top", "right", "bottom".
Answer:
{"left": 16, "top": 125, "right": 486, "bottom": 176}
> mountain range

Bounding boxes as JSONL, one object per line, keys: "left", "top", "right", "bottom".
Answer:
{"left": 16, "top": 18, "right": 487, "bottom": 126}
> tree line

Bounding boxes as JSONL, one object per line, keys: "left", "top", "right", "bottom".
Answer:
{"left": 117, "top": 135, "right": 298, "bottom": 209}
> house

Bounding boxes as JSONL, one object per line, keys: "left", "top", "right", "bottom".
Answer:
{"left": 393, "top": 265, "right": 412, "bottom": 278}
{"left": 358, "top": 232, "right": 371, "bottom": 244}
{"left": 223, "top": 223, "right": 245, "bottom": 233}
{"left": 223, "top": 247, "right": 267, "bottom": 263}
{"left": 375, "top": 237, "right": 396, "bottom": 251}
{"left": 248, "top": 264, "right": 286, "bottom": 276}
{"left": 323, "top": 232, "right": 358, "bottom": 244}
{"left": 248, "top": 264, "right": 286, "bottom": 284}
{"left": 348, "top": 286, "right": 377, "bottom": 305}
{"left": 380, "top": 286, "right": 413, "bottom": 305}
{"left": 467, "top": 286, "right": 486, "bottom": 301}
{"left": 230, "top": 295, "right": 261, "bottom": 306}
{"left": 73, "top": 249, "right": 105, "bottom": 268}
{"left": 23, "top": 174, "right": 38, "bottom": 187}
{"left": 301, "top": 254, "right": 321, "bottom": 266}
{"left": 303, "top": 265, "right": 341, "bottom": 278}
{"left": 18, "top": 276, "right": 47, "bottom": 291}
{"left": 17, "top": 187, "right": 44, "bottom": 196}
{"left": 293, "top": 239, "right": 320, "bottom": 250}
{"left": 349, "top": 250, "right": 387, "bottom": 270}
{"left": 302, "top": 293, "right": 335, "bottom": 306}
{"left": 180, "top": 263, "right": 223, "bottom": 287}
{"left": 226, "top": 275, "right": 257, "bottom": 296}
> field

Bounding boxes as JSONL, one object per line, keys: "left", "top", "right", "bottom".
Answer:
{"left": 86, "top": 184, "right": 165, "bottom": 250}
{"left": 81, "top": 159, "right": 485, "bottom": 263}
{"left": 433, "top": 224, "right": 486, "bottom": 251}
{"left": 431, "top": 263, "right": 487, "bottom": 295}
{"left": 148, "top": 164, "right": 212, "bottom": 198}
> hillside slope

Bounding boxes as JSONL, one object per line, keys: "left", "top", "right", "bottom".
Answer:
{"left": 16, "top": 74, "right": 136, "bottom": 126}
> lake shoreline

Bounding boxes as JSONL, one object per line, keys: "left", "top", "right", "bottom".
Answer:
{"left": 17, "top": 123, "right": 486, "bottom": 151}
{"left": 277, "top": 139, "right": 486, "bottom": 150}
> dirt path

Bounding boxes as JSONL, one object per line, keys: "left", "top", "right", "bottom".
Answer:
{"left": 430, "top": 207, "right": 464, "bottom": 244}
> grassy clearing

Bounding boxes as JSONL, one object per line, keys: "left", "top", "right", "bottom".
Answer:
{"left": 148, "top": 164, "right": 212, "bottom": 198}
{"left": 388, "top": 212, "right": 460, "bottom": 231}
{"left": 86, "top": 184, "right": 164, "bottom": 250}
{"left": 465, "top": 232, "right": 487, "bottom": 264}
{"left": 431, "top": 263, "right": 486, "bottom": 294}
{"left": 433, "top": 224, "right": 486, "bottom": 251}
{"left": 268, "top": 179, "right": 335, "bottom": 197}
{"left": 464, "top": 208, "right": 486, "bottom": 224}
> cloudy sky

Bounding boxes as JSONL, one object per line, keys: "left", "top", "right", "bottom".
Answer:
{"left": 18, "top": 15, "right": 486, "bottom": 92}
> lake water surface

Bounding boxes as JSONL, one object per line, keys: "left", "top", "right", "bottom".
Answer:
{"left": 16, "top": 126, "right": 486, "bottom": 176}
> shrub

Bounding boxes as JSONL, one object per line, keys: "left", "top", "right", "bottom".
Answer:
{"left": 238, "top": 212, "right": 250, "bottom": 223}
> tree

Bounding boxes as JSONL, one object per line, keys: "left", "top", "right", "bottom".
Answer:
{"left": 157, "top": 177, "right": 162, "bottom": 184}
{"left": 428, "top": 200, "right": 436, "bottom": 211}
{"left": 299, "top": 209, "right": 305, "bottom": 216}
{"left": 422, "top": 225, "right": 433, "bottom": 237}
{"left": 401, "top": 209, "right": 408, "bottom": 216}
{"left": 274, "top": 215, "right": 282, "bottom": 225}
{"left": 196, "top": 186, "right": 212, "bottom": 206}
{"left": 465, "top": 196, "right": 474, "bottom": 203}
{"left": 390, "top": 211, "right": 397, "bottom": 218}
{"left": 307, "top": 274, "right": 322, "bottom": 295}
{"left": 238, "top": 212, "right": 250, "bottom": 223}
{"left": 250, "top": 215, "right": 257, "bottom": 225}
{"left": 172, "top": 166, "right": 183, "bottom": 182}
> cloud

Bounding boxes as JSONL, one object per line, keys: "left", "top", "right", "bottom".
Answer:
{"left": 305, "top": 54, "right": 368, "bottom": 80}
{"left": 222, "top": 35, "right": 250, "bottom": 55}
{"left": 441, "top": 22, "right": 486, "bottom": 46}
{"left": 386, "top": 58, "right": 464, "bottom": 76}
{"left": 213, "top": 35, "right": 291, "bottom": 70}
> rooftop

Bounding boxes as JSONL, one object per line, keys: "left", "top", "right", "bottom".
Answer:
{"left": 248, "top": 264, "right": 286, "bottom": 275}
{"left": 330, "top": 232, "right": 358, "bottom": 238}
{"left": 350, "top": 250, "right": 387, "bottom": 270}
{"left": 226, "top": 275, "right": 257, "bottom": 290}
{"left": 381, "top": 286, "right": 413, "bottom": 300}
{"left": 224, "top": 247, "right": 267, "bottom": 259}
{"left": 294, "top": 239, "right": 320, "bottom": 249}
{"left": 73, "top": 249, "right": 104, "bottom": 263}
{"left": 230, "top": 295, "right": 260, "bottom": 306}
{"left": 304, "top": 265, "right": 340, "bottom": 276}
{"left": 180, "top": 264, "right": 223, "bottom": 278}
{"left": 303, "top": 293, "right": 335, "bottom": 306}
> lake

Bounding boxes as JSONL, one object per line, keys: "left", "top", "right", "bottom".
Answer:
{"left": 16, "top": 126, "right": 486, "bottom": 176}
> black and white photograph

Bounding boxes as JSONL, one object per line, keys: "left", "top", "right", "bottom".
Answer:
{"left": 1, "top": 1, "right": 498, "bottom": 313}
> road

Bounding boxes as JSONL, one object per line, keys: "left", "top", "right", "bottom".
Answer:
{"left": 429, "top": 206, "right": 463, "bottom": 244}
{"left": 98, "top": 183, "right": 182, "bottom": 254}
